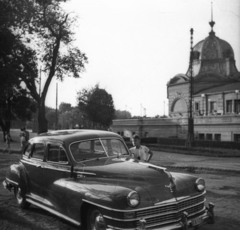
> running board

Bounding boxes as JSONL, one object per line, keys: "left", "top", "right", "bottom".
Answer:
{"left": 26, "top": 198, "right": 81, "bottom": 226}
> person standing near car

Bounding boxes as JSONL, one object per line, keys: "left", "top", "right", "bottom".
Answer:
{"left": 129, "top": 134, "right": 153, "bottom": 162}
{"left": 19, "top": 127, "right": 26, "bottom": 153}
{"left": 3, "top": 132, "right": 11, "bottom": 154}
{"left": 23, "top": 127, "right": 29, "bottom": 142}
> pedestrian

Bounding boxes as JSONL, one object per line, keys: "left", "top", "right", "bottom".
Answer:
{"left": 129, "top": 134, "right": 153, "bottom": 162}
{"left": 3, "top": 132, "right": 11, "bottom": 154}
{"left": 19, "top": 127, "right": 26, "bottom": 153}
{"left": 23, "top": 127, "right": 29, "bottom": 142}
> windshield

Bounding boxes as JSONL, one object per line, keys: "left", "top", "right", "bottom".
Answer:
{"left": 70, "top": 138, "right": 129, "bottom": 162}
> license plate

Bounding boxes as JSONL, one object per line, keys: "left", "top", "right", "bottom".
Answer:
{"left": 191, "top": 216, "right": 203, "bottom": 226}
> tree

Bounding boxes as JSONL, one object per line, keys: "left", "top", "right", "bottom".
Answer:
{"left": 59, "top": 102, "right": 71, "bottom": 114}
{"left": 0, "top": 1, "right": 37, "bottom": 138}
{"left": 45, "top": 106, "right": 56, "bottom": 129}
{"left": 77, "top": 85, "right": 115, "bottom": 129}
{"left": 115, "top": 110, "right": 132, "bottom": 119}
{"left": 4, "top": 0, "right": 88, "bottom": 134}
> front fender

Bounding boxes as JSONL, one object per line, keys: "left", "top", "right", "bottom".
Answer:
{"left": 53, "top": 178, "right": 151, "bottom": 223}
{"left": 5, "top": 162, "right": 29, "bottom": 193}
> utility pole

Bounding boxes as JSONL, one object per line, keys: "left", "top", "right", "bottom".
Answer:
{"left": 55, "top": 83, "right": 58, "bottom": 130}
{"left": 164, "top": 101, "right": 165, "bottom": 116}
{"left": 188, "top": 28, "right": 194, "bottom": 146}
{"left": 39, "top": 67, "right": 41, "bottom": 96}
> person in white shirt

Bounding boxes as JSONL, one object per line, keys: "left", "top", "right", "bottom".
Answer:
{"left": 129, "top": 134, "right": 153, "bottom": 162}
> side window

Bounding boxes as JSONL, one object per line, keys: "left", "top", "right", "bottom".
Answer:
{"left": 48, "top": 145, "right": 68, "bottom": 164}
{"left": 32, "top": 143, "right": 45, "bottom": 160}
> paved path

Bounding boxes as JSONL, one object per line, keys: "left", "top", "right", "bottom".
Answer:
{"left": 150, "top": 151, "right": 240, "bottom": 173}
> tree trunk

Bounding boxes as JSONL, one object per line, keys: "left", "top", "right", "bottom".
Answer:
{"left": 38, "top": 103, "right": 48, "bottom": 134}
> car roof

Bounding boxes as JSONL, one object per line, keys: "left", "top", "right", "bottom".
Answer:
{"left": 34, "top": 129, "right": 122, "bottom": 143}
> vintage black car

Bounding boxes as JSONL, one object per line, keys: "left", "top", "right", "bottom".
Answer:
{"left": 3, "top": 130, "right": 214, "bottom": 230}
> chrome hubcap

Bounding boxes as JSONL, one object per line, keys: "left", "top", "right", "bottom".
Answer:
{"left": 90, "top": 210, "right": 106, "bottom": 230}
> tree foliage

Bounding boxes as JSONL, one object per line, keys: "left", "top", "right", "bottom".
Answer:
{"left": 59, "top": 102, "right": 71, "bottom": 114}
{"left": 2, "top": 0, "right": 88, "bottom": 134}
{"left": 58, "top": 104, "right": 84, "bottom": 129}
{"left": 0, "top": 0, "right": 37, "bottom": 137}
{"left": 115, "top": 110, "right": 132, "bottom": 119}
{"left": 77, "top": 85, "right": 115, "bottom": 128}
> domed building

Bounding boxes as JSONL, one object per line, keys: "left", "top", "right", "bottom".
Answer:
{"left": 168, "top": 19, "right": 240, "bottom": 116}
{"left": 167, "top": 18, "right": 240, "bottom": 141}
{"left": 112, "top": 18, "right": 240, "bottom": 142}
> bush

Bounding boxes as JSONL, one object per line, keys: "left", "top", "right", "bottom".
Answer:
{"left": 141, "top": 137, "right": 158, "bottom": 144}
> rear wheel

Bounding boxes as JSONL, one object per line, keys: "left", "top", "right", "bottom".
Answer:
{"left": 14, "top": 187, "right": 30, "bottom": 209}
{"left": 87, "top": 207, "right": 107, "bottom": 230}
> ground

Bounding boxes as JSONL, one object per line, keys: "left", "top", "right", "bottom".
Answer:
{"left": 0, "top": 130, "right": 240, "bottom": 229}
{"left": 1, "top": 153, "right": 240, "bottom": 230}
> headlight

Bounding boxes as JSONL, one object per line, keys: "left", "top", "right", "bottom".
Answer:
{"left": 127, "top": 191, "right": 140, "bottom": 207}
{"left": 195, "top": 178, "right": 205, "bottom": 192}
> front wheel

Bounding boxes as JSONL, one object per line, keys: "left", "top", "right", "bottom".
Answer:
{"left": 14, "top": 187, "right": 30, "bottom": 209}
{"left": 87, "top": 207, "right": 107, "bottom": 230}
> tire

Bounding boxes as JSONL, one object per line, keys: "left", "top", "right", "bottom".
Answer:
{"left": 14, "top": 187, "right": 30, "bottom": 209}
{"left": 87, "top": 207, "right": 107, "bottom": 230}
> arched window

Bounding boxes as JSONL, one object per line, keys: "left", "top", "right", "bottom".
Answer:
{"left": 172, "top": 99, "right": 187, "bottom": 112}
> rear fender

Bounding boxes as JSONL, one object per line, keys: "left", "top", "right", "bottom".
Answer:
{"left": 6, "top": 162, "right": 29, "bottom": 193}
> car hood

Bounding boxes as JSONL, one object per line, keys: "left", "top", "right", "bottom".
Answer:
{"left": 74, "top": 157, "right": 200, "bottom": 206}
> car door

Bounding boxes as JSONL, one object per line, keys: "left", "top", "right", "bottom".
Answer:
{"left": 42, "top": 143, "right": 71, "bottom": 215}
{"left": 22, "top": 142, "right": 45, "bottom": 202}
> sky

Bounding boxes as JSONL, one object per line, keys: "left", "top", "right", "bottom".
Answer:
{"left": 43, "top": 0, "right": 240, "bottom": 117}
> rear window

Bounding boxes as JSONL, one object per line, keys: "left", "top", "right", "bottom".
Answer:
{"left": 32, "top": 143, "right": 45, "bottom": 160}
{"left": 24, "top": 144, "right": 32, "bottom": 157}
{"left": 47, "top": 145, "right": 68, "bottom": 163}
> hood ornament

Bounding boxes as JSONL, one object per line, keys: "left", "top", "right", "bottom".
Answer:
{"left": 165, "top": 182, "right": 174, "bottom": 193}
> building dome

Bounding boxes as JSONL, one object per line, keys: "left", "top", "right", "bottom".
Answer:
{"left": 193, "top": 32, "right": 235, "bottom": 61}
{"left": 187, "top": 26, "right": 238, "bottom": 78}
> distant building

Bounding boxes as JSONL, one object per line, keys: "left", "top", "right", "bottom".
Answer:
{"left": 111, "top": 17, "right": 240, "bottom": 142}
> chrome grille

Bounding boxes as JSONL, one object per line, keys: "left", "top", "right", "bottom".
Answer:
{"left": 136, "top": 194, "right": 205, "bottom": 227}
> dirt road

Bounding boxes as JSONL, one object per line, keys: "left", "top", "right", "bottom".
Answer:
{"left": 0, "top": 153, "right": 240, "bottom": 230}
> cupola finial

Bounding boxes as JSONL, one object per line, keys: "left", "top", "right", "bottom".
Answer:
{"left": 209, "top": 2, "right": 215, "bottom": 33}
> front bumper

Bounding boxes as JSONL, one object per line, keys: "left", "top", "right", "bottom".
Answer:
{"left": 106, "top": 202, "right": 214, "bottom": 230}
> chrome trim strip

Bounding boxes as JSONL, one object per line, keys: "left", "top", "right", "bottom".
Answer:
{"left": 46, "top": 161, "right": 69, "bottom": 165}
{"left": 21, "top": 159, "right": 71, "bottom": 173}
{"left": 43, "top": 166, "right": 70, "bottom": 173}
{"left": 186, "top": 206, "right": 206, "bottom": 218}
{"left": 154, "top": 191, "right": 205, "bottom": 206}
{"left": 82, "top": 199, "right": 136, "bottom": 212}
{"left": 103, "top": 214, "right": 136, "bottom": 222}
{"left": 25, "top": 198, "right": 81, "bottom": 226}
{"left": 5, "top": 178, "right": 18, "bottom": 186}
{"left": 21, "top": 159, "right": 42, "bottom": 166}
{"left": 137, "top": 204, "right": 205, "bottom": 220}
{"left": 154, "top": 197, "right": 178, "bottom": 206}
{"left": 107, "top": 225, "right": 136, "bottom": 230}
{"left": 26, "top": 193, "right": 53, "bottom": 207}
{"left": 76, "top": 171, "right": 96, "bottom": 176}
{"left": 145, "top": 208, "right": 208, "bottom": 229}
{"left": 178, "top": 199, "right": 206, "bottom": 213}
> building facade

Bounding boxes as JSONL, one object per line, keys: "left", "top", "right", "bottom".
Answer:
{"left": 111, "top": 19, "right": 240, "bottom": 142}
